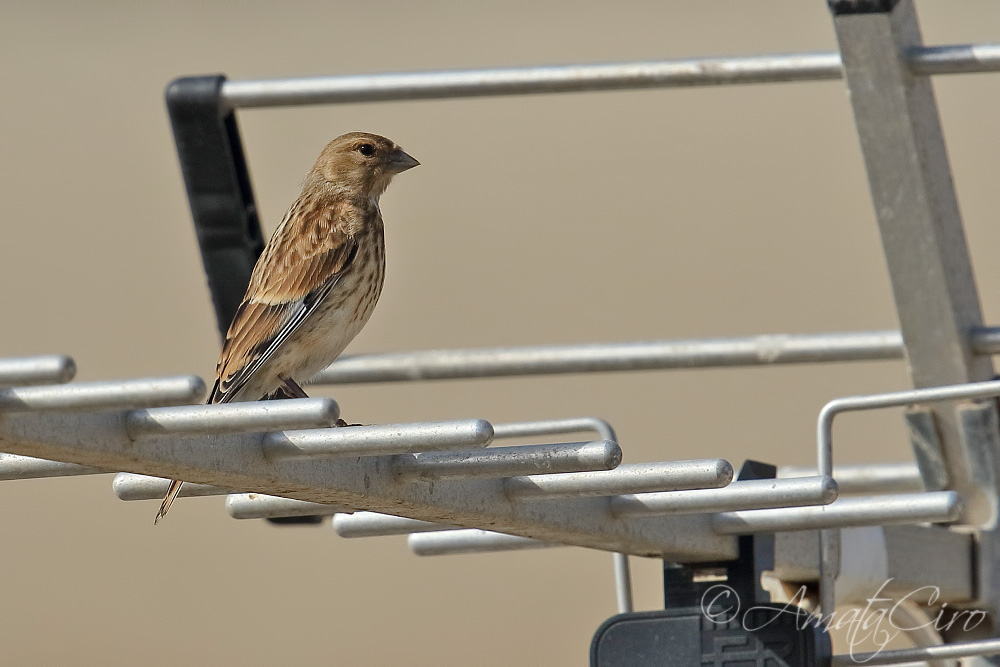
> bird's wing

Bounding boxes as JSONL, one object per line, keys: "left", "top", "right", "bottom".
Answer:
{"left": 209, "top": 206, "right": 358, "bottom": 404}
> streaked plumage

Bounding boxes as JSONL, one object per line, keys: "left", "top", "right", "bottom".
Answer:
{"left": 155, "top": 132, "right": 418, "bottom": 523}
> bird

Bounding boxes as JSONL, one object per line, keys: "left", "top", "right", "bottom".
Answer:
{"left": 155, "top": 131, "right": 419, "bottom": 524}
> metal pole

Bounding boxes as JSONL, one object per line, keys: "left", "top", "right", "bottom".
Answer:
{"left": 0, "top": 376, "right": 205, "bottom": 412}
{"left": 218, "top": 44, "right": 1000, "bottom": 109}
{"left": 826, "top": 0, "right": 1000, "bottom": 621}
{"left": 311, "top": 331, "right": 907, "bottom": 383}
{"left": 712, "top": 491, "right": 962, "bottom": 534}
{"left": 408, "top": 529, "right": 559, "bottom": 556}
{"left": 0, "top": 355, "right": 75, "bottom": 387}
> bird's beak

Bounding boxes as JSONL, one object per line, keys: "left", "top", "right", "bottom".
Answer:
{"left": 388, "top": 149, "right": 420, "bottom": 173}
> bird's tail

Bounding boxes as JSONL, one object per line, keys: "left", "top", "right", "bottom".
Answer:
{"left": 154, "top": 479, "right": 184, "bottom": 525}
{"left": 154, "top": 379, "right": 230, "bottom": 524}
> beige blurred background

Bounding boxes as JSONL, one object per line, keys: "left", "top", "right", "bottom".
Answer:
{"left": 1, "top": 1, "right": 999, "bottom": 664}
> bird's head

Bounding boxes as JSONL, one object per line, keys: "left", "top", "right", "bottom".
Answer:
{"left": 312, "top": 131, "right": 419, "bottom": 200}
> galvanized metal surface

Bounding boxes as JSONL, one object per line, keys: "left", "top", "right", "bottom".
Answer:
{"left": 778, "top": 462, "right": 923, "bottom": 494}
{"left": 219, "top": 44, "right": 1000, "bottom": 109}
{"left": 0, "top": 408, "right": 734, "bottom": 559}
{"left": 408, "top": 529, "right": 559, "bottom": 556}
{"left": 611, "top": 552, "right": 634, "bottom": 614}
{"left": 0, "top": 355, "right": 75, "bottom": 387}
{"left": 126, "top": 398, "right": 340, "bottom": 437}
{"left": 503, "top": 459, "right": 732, "bottom": 500}
{"left": 815, "top": 376, "right": 1000, "bottom": 619}
{"left": 311, "top": 329, "right": 1000, "bottom": 384}
{"left": 334, "top": 511, "right": 450, "bottom": 537}
{"left": 217, "top": 417, "right": 613, "bottom": 518}
{"left": 113, "top": 473, "right": 229, "bottom": 500}
{"left": 833, "top": 0, "right": 998, "bottom": 524}
{"left": 313, "top": 331, "right": 905, "bottom": 383}
{"left": 392, "top": 441, "right": 622, "bottom": 481}
{"left": 0, "top": 376, "right": 205, "bottom": 412}
{"left": 227, "top": 494, "right": 350, "bottom": 519}
{"left": 713, "top": 491, "right": 962, "bottom": 534}
{"left": 610, "top": 476, "right": 838, "bottom": 516}
{"left": 0, "top": 453, "right": 104, "bottom": 481}
{"left": 262, "top": 419, "right": 493, "bottom": 459}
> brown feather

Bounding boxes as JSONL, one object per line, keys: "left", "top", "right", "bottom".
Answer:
{"left": 210, "top": 195, "right": 359, "bottom": 404}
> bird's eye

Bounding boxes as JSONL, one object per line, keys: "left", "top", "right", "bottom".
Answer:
{"left": 357, "top": 144, "right": 375, "bottom": 157}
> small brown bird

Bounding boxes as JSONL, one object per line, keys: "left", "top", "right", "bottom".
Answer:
{"left": 155, "top": 132, "right": 418, "bottom": 523}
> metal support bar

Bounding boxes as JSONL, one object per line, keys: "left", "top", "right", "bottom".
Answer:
{"left": 227, "top": 494, "right": 350, "bottom": 519}
{"left": 0, "top": 355, "right": 75, "bottom": 387}
{"left": 612, "top": 553, "right": 634, "bottom": 614}
{"left": 391, "top": 441, "right": 621, "bottom": 481}
{"left": 610, "top": 476, "right": 838, "bottom": 516}
{"left": 313, "top": 331, "right": 905, "bottom": 383}
{"left": 491, "top": 416, "right": 616, "bottom": 441}
{"left": 112, "top": 474, "right": 230, "bottom": 500}
{"left": 218, "top": 43, "right": 1000, "bottom": 109}
{"left": 778, "top": 462, "right": 923, "bottom": 494}
{"left": 262, "top": 419, "right": 493, "bottom": 459}
{"left": 311, "top": 328, "right": 1000, "bottom": 384}
{"left": 333, "top": 511, "right": 451, "bottom": 537}
{"left": 0, "top": 376, "right": 205, "bottom": 412}
{"left": 408, "top": 529, "right": 558, "bottom": 556}
{"left": 0, "top": 409, "right": 734, "bottom": 559}
{"left": 0, "top": 453, "right": 104, "bottom": 481}
{"left": 125, "top": 398, "right": 340, "bottom": 437}
{"left": 712, "top": 491, "right": 962, "bottom": 534}
{"left": 503, "top": 459, "right": 733, "bottom": 500}
{"left": 832, "top": 0, "right": 999, "bottom": 523}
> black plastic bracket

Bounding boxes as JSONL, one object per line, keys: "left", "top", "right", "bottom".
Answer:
{"left": 828, "top": 0, "right": 899, "bottom": 14}
{"left": 591, "top": 460, "right": 832, "bottom": 666}
{"left": 165, "top": 75, "right": 264, "bottom": 338}
{"left": 663, "top": 460, "right": 776, "bottom": 609}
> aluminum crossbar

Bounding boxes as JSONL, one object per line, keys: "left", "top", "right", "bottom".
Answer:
{"left": 610, "top": 476, "right": 837, "bottom": 516}
{"left": 334, "top": 512, "right": 450, "bottom": 537}
{"left": 126, "top": 398, "right": 340, "bottom": 437}
{"left": 262, "top": 419, "right": 493, "bottom": 458}
{"left": 0, "top": 355, "right": 75, "bottom": 387}
{"left": 503, "top": 460, "right": 733, "bottom": 500}
{"left": 712, "top": 491, "right": 962, "bottom": 534}
{"left": 408, "top": 529, "right": 560, "bottom": 556}
{"left": 0, "top": 453, "right": 104, "bottom": 481}
{"left": 227, "top": 495, "right": 350, "bottom": 519}
{"left": 0, "top": 376, "right": 205, "bottom": 412}
{"left": 778, "top": 462, "right": 923, "bottom": 494}
{"left": 311, "top": 327, "right": 1000, "bottom": 384}
{"left": 392, "top": 441, "right": 621, "bottom": 481}
{"left": 113, "top": 474, "right": 230, "bottom": 500}
{"left": 219, "top": 44, "right": 1000, "bottom": 109}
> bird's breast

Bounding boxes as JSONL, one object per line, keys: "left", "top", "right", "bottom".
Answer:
{"left": 276, "top": 229, "right": 386, "bottom": 382}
